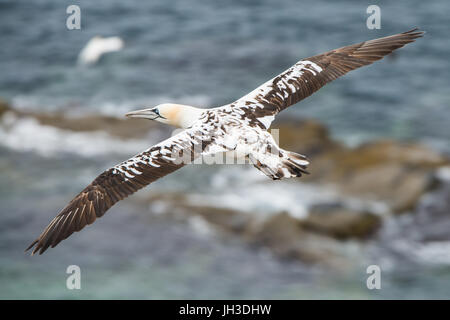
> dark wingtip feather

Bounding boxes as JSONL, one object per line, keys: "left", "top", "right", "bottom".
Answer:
{"left": 25, "top": 239, "right": 38, "bottom": 253}
{"left": 403, "top": 27, "right": 425, "bottom": 38}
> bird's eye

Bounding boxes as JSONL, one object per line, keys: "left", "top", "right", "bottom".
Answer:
{"left": 153, "top": 108, "right": 160, "bottom": 115}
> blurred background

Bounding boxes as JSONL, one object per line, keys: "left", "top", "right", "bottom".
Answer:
{"left": 1, "top": 0, "right": 449, "bottom": 299}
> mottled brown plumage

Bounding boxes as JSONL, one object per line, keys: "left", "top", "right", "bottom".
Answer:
{"left": 27, "top": 127, "right": 211, "bottom": 255}
{"left": 234, "top": 29, "right": 424, "bottom": 123}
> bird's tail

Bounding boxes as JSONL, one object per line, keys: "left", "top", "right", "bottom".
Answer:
{"left": 249, "top": 149, "right": 309, "bottom": 180}
{"left": 282, "top": 151, "right": 310, "bottom": 178}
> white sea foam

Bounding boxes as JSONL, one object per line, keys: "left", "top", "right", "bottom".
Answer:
{"left": 436, "top": 166, "right": 450, "bottom": 182}
{"left": 382, "top": 236, "right": 450, "bottom": 267}
{"left": 0, "top": 112, "right": 151, "bottom": 158}
{"left": 412, "top": 241, "right": 450, "bottom": 265}
{"left": 187, "top": 216, "right": 214, "bottom": 237}
{"left": 186, "top": 168, "right": 339, "bottom": 220}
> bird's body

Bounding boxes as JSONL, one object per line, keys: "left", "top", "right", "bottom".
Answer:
{"left": 78, "top": 36, "right": 124, "bottom": 65}
{"left": 27, "top": 29, "right": 423, "bottom": 255}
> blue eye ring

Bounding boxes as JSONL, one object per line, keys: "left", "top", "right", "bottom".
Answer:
{"left": 152, "top": 108, "right": 166, "bottom": 119}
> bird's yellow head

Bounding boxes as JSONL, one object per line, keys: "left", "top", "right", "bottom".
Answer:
{"left": 125, "top": 103, "right": 204, "bottom": 129}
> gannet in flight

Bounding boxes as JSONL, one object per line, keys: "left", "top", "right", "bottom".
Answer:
{"left": 27, "top": 29, "right": 423, "bottom": 255}
{"left": 78, "top": 36, "right": 124, "bottom": 65}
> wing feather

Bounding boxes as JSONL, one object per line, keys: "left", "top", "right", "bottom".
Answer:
{"left": 234, "top": 29, "right": 424, "bottom": 128}
{"left": 26, "top": 127, "right": 210, "bottom": 255}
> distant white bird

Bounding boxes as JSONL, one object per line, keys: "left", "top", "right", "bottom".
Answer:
{"left": 77, "top": 36, "right": 124, "bottom": 65}
{"left": 28, "top": 29, "right": 423, "bottom": 255}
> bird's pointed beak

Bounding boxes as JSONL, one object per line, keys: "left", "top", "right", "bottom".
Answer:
{"left": 125, "top": 108, "right": 160, "bottom": 120}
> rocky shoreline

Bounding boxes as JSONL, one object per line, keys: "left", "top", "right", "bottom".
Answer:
{"left": 276, "top": 120, "right": 448, "bottom": 213}
{"left": 2, "top": 98, "right": 449, "bottom": 265}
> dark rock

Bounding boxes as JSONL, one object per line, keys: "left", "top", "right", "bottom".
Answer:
{"left": 0, "top": 98, "right": 11, "bottom": 117}
{"left": 245, "top": 212, "right": 348, "bottom": 266}
{"left": 303, "top": 203, "right": 381, "bottom": 239}
{"left": 274, "top": 119, "right": 342, "bottom": 156}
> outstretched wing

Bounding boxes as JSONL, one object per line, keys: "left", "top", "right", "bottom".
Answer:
{"left": 233, "top": 29, "right": 424, "bottom": 128}
{"left": 26, "top": 127, "right": 210, "bottom": 255}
